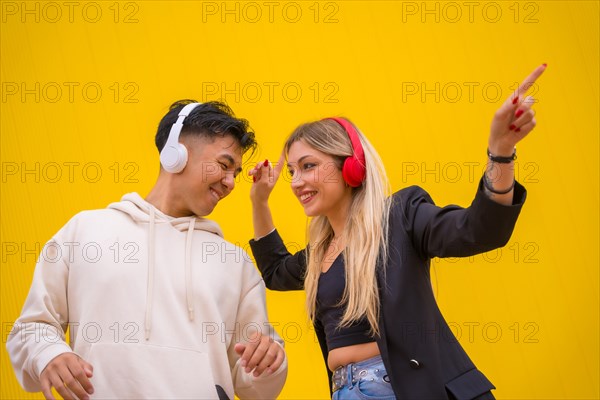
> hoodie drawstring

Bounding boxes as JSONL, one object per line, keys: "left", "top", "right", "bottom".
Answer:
{"left": 110, "top": 194, "right": 224, "bottom": 341}
{"left": 145, "top": 210, "right": 196, "bottom": 340}
{"left": 185, "top": 218, "right": 195, "bottom": 322}
{"left": 145, "top": 207, "right": 156, "bottom": 340}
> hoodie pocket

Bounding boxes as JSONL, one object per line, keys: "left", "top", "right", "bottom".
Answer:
{"left": 85, "top": 342, "right": 218, "bottom": 399}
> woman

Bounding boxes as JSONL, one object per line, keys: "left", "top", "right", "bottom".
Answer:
{"left": 247, "top": 64, "right": 546, "bottom": 400}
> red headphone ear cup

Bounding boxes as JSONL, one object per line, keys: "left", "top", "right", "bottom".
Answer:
{"left": 323, "top": 117, "right": 367, "bottom": 187}
{"left": 342, "top": 157, "right": 366, "bottom": 187}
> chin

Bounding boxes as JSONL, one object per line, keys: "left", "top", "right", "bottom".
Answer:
{"left": 194, "top": 204, "right": 214, "bottom": 217}
{"left": 302, "top": 206, "right": 321, "bottom": 218}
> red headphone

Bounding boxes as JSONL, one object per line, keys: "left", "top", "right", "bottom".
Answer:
{"left": 324, "top": 117, "right": 366, "bottom": 187}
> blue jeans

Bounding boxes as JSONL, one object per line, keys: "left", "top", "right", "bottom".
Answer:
{"left": 331, "top": 355, "right": 396, "bottom": 400}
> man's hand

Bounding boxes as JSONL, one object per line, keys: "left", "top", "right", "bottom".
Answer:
{"left": 40, "top": 353, "right": 94, "bottom": 400}
{"left": 234, "top": 331, "right": 285, "bottom": 378}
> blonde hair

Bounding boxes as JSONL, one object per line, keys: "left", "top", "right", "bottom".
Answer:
{"left": 284, "top": 119, "right": 392, "bottom": 336}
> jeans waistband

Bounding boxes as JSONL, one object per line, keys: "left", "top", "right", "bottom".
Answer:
{"left": 331, "top": 355, "right": 388, "bottom": 393}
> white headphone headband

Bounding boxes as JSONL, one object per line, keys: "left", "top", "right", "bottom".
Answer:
{"left": 160, "top": 102, "right": 202, "bottom": 173}
{"left": 164, "top": 102, "right": 202, "bottom": 147}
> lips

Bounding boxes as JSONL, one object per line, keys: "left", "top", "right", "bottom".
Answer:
{"left": 299, "top": 191, "right": 317, "bottom": 204}
{"left": 209, "top": 187, "right": 224, "bottom": 201}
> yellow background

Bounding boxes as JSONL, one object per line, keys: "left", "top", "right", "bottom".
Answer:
{"left": 1, "top": 1, "right": 598, "bottom": 398}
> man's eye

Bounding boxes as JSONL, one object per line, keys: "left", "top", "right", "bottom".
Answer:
{"left": 219, "top": 163, "right": 228, "bottom": 170}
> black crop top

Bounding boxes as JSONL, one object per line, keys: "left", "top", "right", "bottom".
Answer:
{"left": 316, "top": 254, "right": 376, "bottom": 351}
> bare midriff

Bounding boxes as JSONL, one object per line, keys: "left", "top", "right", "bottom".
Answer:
{"left": 327, "top": 341, "right": 380, "bottom": 372}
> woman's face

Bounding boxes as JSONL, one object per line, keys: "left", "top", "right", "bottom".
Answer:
{"left": 286, "top": 140, "right": 352, "bottom": 218}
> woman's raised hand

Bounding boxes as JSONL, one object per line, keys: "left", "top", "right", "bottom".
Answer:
{"left": 249, "top": 152, "right": 286, "bottom": 205}
{"left": 489, "top": 63, "right": 547, "bottom": 156}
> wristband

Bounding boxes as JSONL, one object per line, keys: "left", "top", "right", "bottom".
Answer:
{"left": 487, "top": 148, "right": 517, "bottom": 163}
{"left": 483, "top": 174, "right": 515, "bottom": 195}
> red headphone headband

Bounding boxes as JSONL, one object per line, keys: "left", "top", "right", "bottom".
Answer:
{"left": 323, "top": 117, "right": 366, "bottom": 187}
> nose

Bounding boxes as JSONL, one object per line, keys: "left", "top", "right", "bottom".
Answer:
{"left": 290, "top": 171, "right": 304, "bottom": 190}
{"left": 221, "top": 171, "right": 235, "bottom": 193}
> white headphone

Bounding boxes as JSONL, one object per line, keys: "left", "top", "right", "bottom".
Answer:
{"left": 159, "top": 102, "right": 202, "bottom": 173}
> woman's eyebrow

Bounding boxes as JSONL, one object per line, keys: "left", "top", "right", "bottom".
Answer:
{"left": 289, "top": 155, "right": 313, "bottom": 165}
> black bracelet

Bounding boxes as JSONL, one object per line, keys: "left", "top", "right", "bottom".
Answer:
{"left": 487, "top": 148, "right": 517, "bottom": 163}
{"left": 483, "top": 174, "right": 515, "bottom": 195}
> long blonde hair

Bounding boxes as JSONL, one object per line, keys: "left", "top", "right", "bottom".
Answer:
{"left": 284, "top": 119, "right": 392, "bottom": 336}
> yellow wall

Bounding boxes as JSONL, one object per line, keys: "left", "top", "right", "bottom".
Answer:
{"left": 1, "top": 1, "right": 598, "bottom": 398}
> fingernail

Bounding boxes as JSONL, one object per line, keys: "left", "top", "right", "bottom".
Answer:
{"left": 263, "top": 159, "right": 269, "bottom": 167}
{"left": 516, "top": 128, "right": 521, "bottom": 132}
{"left": 253, "top": 371, "right": 260, "bottom": 377}
{"left": 515, "top": 109, "right": 524, "bottom": 118}
{"left": 245, "top": 367, "right": 251, "bottom": 373}
{"left": 252, "top": 176, "right": 256, "bottom": 183}
{"left": 509, "top": 124, "right": 516, "bottom": 131}
{"left": 512, "top": 96, "right": 519, "bottom": 105}
{"left": 88, "top": 388, "right": 94, "bottom": 394}
{"left": 241, "top": 360, "right": 247, "bottom": 368}
{"left": 265, "top": 368, "right": 273, "bottom": 376}
{"left": 542, "top": 63, "right": 547, "bottom": 67}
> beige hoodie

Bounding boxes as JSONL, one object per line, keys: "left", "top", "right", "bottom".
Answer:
{"left": 7, "top": 193, "right": 287, "bottom": 399}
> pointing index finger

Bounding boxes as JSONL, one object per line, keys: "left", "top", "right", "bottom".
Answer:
{"left": 515, "top": 63, "right": 547, "bottom": 98}
{"left": 273, "top": 150, "right": 286, "bottom": 177}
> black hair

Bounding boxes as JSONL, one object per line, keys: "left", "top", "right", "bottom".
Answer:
{"left": 155, "top": 99, "right": 257, "bottom": 156}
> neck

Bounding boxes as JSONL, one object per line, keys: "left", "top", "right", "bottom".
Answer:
{"left": 327, "top": 190, "right": 352, "bottom": 238}
{"left": 145, "top": 173, "right": 190, "bottom": 218}
{"left": 328, "top": 216, "right": 345, "bottom": 239}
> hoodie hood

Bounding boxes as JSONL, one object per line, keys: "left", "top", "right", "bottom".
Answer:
{"left": 108, "top": 192, "right": 223, "bottom": 340}
{"left": 108, "top": 193, "right": 224, "bottom": 237}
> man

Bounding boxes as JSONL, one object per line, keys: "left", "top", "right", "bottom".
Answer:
{"left": 7, "top": 100, "right": 287, "bottom": 400}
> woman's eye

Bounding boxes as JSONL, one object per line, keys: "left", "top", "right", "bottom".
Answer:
{"left": 303, "top": 163, "right": 316, "bottom": 170}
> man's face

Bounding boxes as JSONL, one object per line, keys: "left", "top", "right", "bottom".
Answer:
{"left": 176, "top": 134, "right": 243, "bottom": 217}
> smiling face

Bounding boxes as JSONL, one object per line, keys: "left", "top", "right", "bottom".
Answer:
{"left": 287, "top": 139, "right": 353, "bottom": 219}
{"left": 175, "top": 134, "right": 243, "bottom": 217}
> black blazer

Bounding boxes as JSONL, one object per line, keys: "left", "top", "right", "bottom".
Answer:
{"left": 249, "top": 178, "right": 526, "bottom": 399}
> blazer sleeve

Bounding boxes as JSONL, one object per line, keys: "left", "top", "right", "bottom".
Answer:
{"left": 314, "top": 317, "right": 333, "bottom": 394}
{"left": 248, "top": 229, "right": 307, "bottom": 291}
{"left": 397, "top": 176, "right": 527, "bottom": 259}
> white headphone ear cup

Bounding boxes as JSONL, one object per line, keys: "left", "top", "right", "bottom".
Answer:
{"left": 173, "top": 144, "right": 188, "bottom": 173}
{"left": 160, "top": 143, "right": 188, "bottom": 173}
